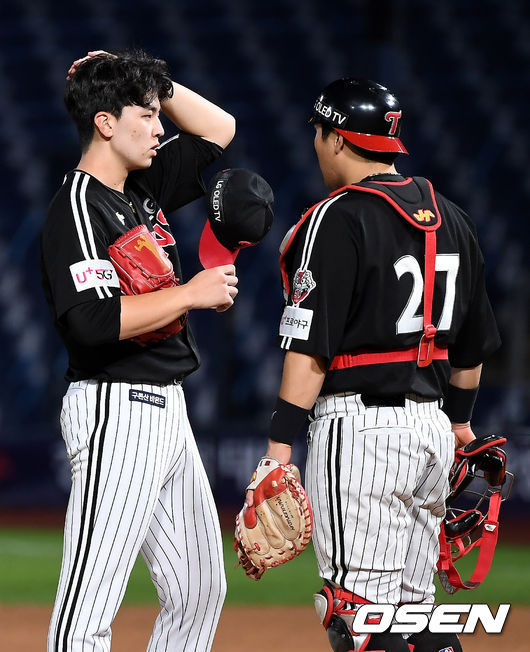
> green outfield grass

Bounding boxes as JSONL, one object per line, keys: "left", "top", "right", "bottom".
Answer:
{"left": 0, "top": 528, "right": 528, "bottom": 606}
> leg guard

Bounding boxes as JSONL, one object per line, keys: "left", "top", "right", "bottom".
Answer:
{"left": 314, "top": 582, "right": 409, "bottom": 652}
{"left": 326, "top": 614, "right": 366, "bottom": 652}
{"left": 407, "top": 629, "right": 463, "bottom": 652}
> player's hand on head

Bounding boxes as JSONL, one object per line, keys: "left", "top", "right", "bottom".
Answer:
{"left": 67, "top": 50, "right": 116, "bottom": 80}
{"left": 185, "top": 264, "right": 238, "bottom": 311}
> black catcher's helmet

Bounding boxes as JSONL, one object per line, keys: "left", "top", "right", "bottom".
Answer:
{"left": 309, "top": 78, "right": 408, "bottom": 154}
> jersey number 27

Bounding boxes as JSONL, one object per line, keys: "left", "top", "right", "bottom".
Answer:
{"left": 394, "top": 253, "right": 460, "bottom": 334}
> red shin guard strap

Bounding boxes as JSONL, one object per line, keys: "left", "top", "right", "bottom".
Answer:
{"left": 438, "top": 491, "right": 502, "bottom": 590}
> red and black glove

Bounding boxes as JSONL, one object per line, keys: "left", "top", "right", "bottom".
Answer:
{"left": 108, "top": 225, "right": 187, "bottom": 346}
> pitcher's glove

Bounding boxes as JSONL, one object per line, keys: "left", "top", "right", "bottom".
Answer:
{"left": 234, "top": 457, "right": 313, "bottom": 580}
{"left": 108, "top": 225, "right": 187, "bottom": 346}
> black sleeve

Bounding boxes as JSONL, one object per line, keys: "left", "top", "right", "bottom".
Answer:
{"left": 64, "top": 296, "right": 121, "bottom": 346}
{"left": 130, "top": 133, "right": 223, "bottom": 213}
{"left": 278, "top": 204, "right": 358, "bottom": 364}
{"left": 41, "top": 192, "right": 122, "bottom": 321}
{"left": 449, "top": 250, "right": 501, "bottom": 367}
{"left": 435, "top": 198, "right": 501, "bottom": 367}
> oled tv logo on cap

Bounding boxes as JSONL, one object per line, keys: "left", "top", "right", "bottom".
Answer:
{"left": 210, "top": 178, "right": 226, "bottom": 222}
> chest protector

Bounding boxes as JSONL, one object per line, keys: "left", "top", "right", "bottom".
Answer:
{"left": 280, "top": 176, "right": 448, "bottom": 368}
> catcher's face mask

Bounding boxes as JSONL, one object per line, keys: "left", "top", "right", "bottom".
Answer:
{"left": 437, "top": 434, "right": 514, "bottom": 594}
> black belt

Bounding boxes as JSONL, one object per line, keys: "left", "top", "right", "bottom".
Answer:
{"left": 360, "top": 393, "right": 441, "bottom": 408}
{"left": 360, "top": 393, "right": 407, "bottom": 407}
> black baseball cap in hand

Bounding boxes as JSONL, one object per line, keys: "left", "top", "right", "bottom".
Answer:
{"left": 199, "top": 168, "right": 274, "bottom": 268}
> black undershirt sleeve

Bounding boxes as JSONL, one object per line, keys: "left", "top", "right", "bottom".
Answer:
{"left": 63, "top": 296, "right": 121, "bottom": 347}
{"left": 130, "top": 133, "right": 223, "bottom": 213}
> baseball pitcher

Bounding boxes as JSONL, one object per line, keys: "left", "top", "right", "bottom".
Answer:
{"left": 41, "top": 49, "right": 237, "bottom": 652}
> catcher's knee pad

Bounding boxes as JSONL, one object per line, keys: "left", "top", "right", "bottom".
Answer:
{"left": 407, "top": 629, "right": 462, "bottom": 652}
{"left": 314, "top": 582, "right": 367, "bottom": 651}
{"left": 314, "top": 582, "right": 408, "bottom": 651}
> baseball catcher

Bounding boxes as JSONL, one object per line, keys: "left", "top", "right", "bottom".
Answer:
{"left": 236, "top": 76, "right": 504, "bottom": 652}
{"left": 234, "top": 456, "right": 313, "bottom": 580}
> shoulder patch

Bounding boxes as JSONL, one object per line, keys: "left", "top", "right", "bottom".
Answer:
{"left": 292, "top": 268, "right": 316, "bottom": 304}
{"left": 279, "top": 306, "right": 313, "bottom": 340}
{"left": 70, "top": 259, "right": 120, "bottom": 292}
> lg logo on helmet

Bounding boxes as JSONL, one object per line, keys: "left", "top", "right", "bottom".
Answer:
{"left": 384, "top": 110, "right": 402, "bottom": 135}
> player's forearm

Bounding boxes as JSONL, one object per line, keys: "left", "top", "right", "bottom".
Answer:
{"left": 278, "top": 350, "right": 327, "bottom": 408}
{"left": 162, "top": 82, "right": 236, "bottom": 148}
{"left": 445, "top": 364, "right": 483, "bottom": 447}
{"left": 119, "top": 286, "right": 191, "bottom": 339}
{"left": 119, "top": 265, "right": 238, "bottom": 339}
{"left": 449, "top": 364, "right": 482, "bottom": 389}
{"left": 264, "top": 351, "right": 326, "bottom": 459}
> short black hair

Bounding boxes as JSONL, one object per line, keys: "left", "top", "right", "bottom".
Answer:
{"left": 319, "top": 122, "right": 399, "bottom": 165}
{"left": 64, "top": 48, "right": 173, "bottom": 152}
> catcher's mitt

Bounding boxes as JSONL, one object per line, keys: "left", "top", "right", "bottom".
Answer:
{"left": 108, "top": 225, "right": 187, "bottom": 345}
{"left": 234, "top": 457, "right": 313, "bottom": 580}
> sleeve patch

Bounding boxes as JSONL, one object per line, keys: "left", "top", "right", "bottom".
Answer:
{"left": 279, "top": 306, "right": 313, "bottom": 340}
{"left": 292, "top": 268, "right": 316, "bottom": 304}
{"left": 70, "top": 259, "right": 120, "bottom": 292}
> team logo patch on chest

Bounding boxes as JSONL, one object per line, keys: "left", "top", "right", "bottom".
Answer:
{"left": 292, "top": 268, "right": 316, "bottom": 304}
{"left": 129, "top": 389, "right": 166, "bottom": 408}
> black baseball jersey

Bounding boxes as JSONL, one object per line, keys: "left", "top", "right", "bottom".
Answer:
{"left": 41, "top": 133, "right": 222, "bottom": 384}
{"left": 278, "top": 174, "right": 501, "bottom": 398}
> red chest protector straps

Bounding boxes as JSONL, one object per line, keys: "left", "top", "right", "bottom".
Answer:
{"left": 328, "top": 177, "right": 446, "bottom": 369}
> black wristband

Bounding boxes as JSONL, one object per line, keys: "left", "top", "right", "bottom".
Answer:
{"left": 442, "top": 384, "right": 479, "bottom": 423}
{"left": 269, "top": 397, "right": 310, "bottom": 446}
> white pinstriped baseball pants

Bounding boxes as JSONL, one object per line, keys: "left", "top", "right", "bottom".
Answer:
{"left": 48, "top": 380, "right": 225, "bottom": 652}
{"left": 306, "top": 392, "right": 454, "bottom": 605}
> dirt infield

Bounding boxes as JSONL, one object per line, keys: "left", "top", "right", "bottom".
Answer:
{"left": 1, "top": 604, "right": 526, "bottom": 651}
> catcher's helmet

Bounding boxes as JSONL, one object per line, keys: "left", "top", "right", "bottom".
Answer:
{"left": 309, "top": 78, "right": 408, "bottom": 154}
